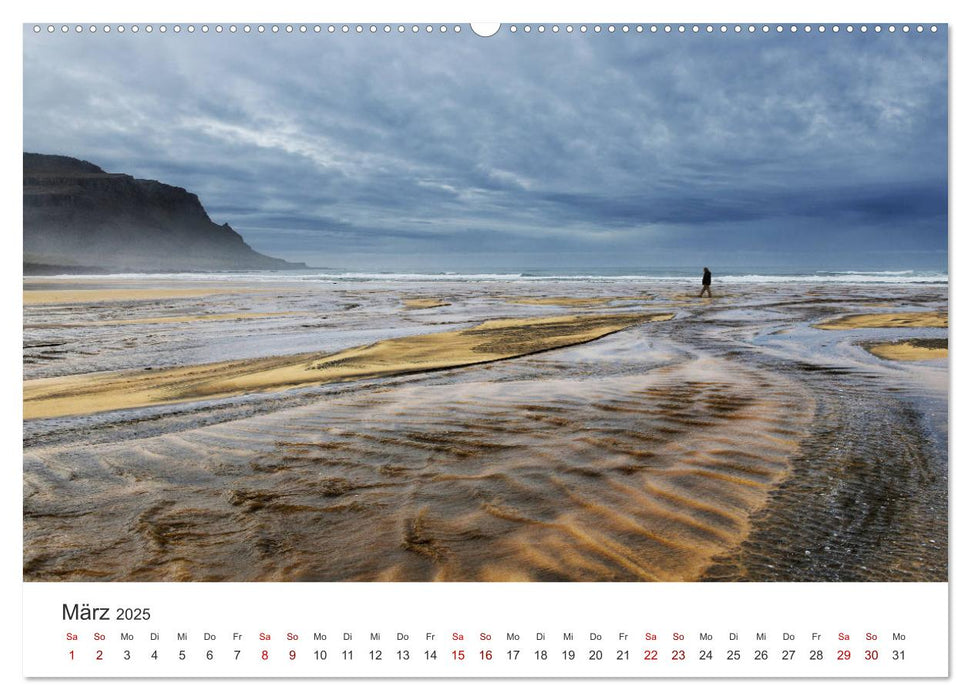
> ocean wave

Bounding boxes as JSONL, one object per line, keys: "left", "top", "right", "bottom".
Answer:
{"left": 33, "top": 270, "right": 948, "bottom": 285}
{"left": 817, "top": 270, "right": 916, "bottom": 276}
{"left": 714, "top": 273, "right": 947, "bottom": 284}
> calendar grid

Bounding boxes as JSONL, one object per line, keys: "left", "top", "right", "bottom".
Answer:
{"left": 24, "top": 582, "right": 948, "bottom": 678}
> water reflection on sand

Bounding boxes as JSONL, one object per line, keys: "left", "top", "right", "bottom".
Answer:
{"left": 23, "top": 277, "right": 948, "bottom": 581}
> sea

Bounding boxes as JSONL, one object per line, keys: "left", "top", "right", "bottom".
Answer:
{"left": 34, "top": 267, "right": 949, "bottom": 285}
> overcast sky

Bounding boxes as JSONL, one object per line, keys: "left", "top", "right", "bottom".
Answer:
{"left": 23, "top": 26, "right": 947, "bottom": 271}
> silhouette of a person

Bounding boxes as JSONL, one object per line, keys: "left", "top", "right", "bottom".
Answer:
{"left": 700, "top": 267, "right": 712, "bottom": 298}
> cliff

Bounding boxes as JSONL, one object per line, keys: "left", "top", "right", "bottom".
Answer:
{"left": 23, "top": 153, "right": 306, "bottom": 273}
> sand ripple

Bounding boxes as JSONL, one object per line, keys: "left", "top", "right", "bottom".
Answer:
{"left": 23, "top": 278, "right": 948, "bottom": 582}
{"left": 23, "top": 357, "right": 813, "bottom": 581}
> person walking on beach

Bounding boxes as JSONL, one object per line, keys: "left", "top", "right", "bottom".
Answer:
{"left": 700, "top": 267, "right": 712, "bottom": 298}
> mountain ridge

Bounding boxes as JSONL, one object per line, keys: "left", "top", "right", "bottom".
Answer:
{"left": 23, "top": 153, "right": 306, "bottom": 273}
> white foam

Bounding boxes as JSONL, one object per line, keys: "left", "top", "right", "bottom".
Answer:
{"left": 28, "top": 270, "right": 948, "bottom": 285}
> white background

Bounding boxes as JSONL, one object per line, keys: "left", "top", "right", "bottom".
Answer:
{"left": 22, "top": 582, "right": 950, "bottom": 677}
{"left": 2, "top": 0, "right": 965, "bottom": 698}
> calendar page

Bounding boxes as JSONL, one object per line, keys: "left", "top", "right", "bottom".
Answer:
{"left": 17, "top": 0, "right": 954, "bottom": 688}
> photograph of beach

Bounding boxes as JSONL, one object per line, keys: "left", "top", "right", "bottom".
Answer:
{"left": 23, "top": 25, "right": 947, "bottom": 582}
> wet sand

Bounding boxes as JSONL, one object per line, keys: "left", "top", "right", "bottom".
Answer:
{"left": 24, "top": 312, "right": 670, "bottom": 420}
{"left": 23, "top": 287, "right": 275, "bottom": 305}
{"left": 504, "top": 296, "right": 652, "bottom": 307}
{"left": 867, "top": 338, "right": 948, "bottom": 362}
{"left": 403, "top": 298, "right": 450, "bottom": 309}
{"left": 23, "top": 276, "right": 948, "bottom": 582}
{"left": 814, "top": 310, "right": 947, "bottom": 330}
{"left": 27, "top": 311, "right": 298, "bottom": 328}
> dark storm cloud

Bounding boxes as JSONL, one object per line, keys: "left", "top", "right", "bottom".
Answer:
{"left": 23, "top": 27, "right": 947, "bottom": 267}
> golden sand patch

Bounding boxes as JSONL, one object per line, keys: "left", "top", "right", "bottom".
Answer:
{"left": 23, "top": 312, "right": 672, "bottom": 420}
{"left": 866, "top": 338, "right": 948, "bottom": 362}
{"left": 23, "top": 287, "right": 272, "bottom": 305}
{"left": 503, "top": 296, "right": 652, "bottom": 307}
{"left": 814, "top": 311, "right": 947, "bottom": 330}
{"left": 402, "top": 298, "right": 450, "bottom": 310}
{"left": 658, "top": 293, "right": 734, "bottom": 305}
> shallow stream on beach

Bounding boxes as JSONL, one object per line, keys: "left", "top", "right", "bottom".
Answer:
{"left": 23, "top": 277, "right": 948, "bottom": 581}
